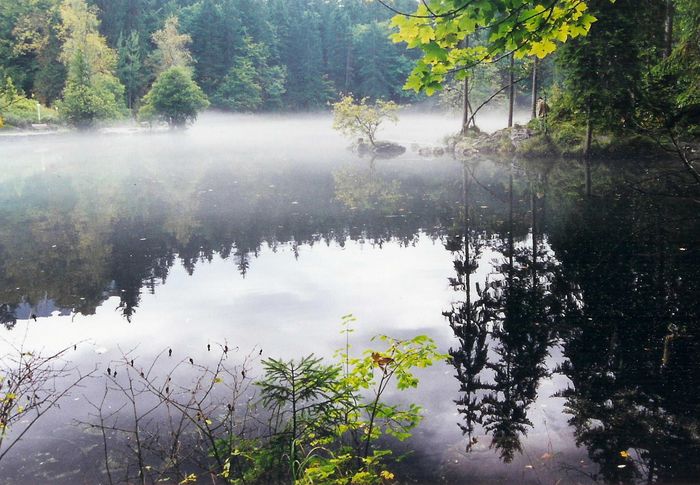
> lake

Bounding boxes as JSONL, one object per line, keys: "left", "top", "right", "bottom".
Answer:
{"left": 0, "top": 112, "right": 698, "bottom": 484}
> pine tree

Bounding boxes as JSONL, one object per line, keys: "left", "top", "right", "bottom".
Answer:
{"left": 116, "top": 30, "right": 144, "bottom": 110}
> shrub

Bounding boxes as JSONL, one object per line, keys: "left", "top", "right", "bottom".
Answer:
{"left": 1, "top": 96, "right": 59, "bottom": 128}
{"left": 551, "top": 121, "right": 584, "bottom": 147}
{"left": 222, "top": 316, "right": 447, "bottom": 485}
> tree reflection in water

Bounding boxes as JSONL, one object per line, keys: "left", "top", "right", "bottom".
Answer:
{"left": 0, "top": 156, "right": 460, "bottom": 325}
{"left": 1, "top": 145, "right": 699, "bottom": 482}
{"left": 446, "top": 160, "right": 561, "bottom": 463}
{"left": 446, "top": 157, "right": 700, "bottom": 483}
{"left": 552, "top": 191, "right": 700, "bottom": 484}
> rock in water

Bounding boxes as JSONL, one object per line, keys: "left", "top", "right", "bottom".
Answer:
{"left": 372, "top": 140, "right": 406, "bottom": 158}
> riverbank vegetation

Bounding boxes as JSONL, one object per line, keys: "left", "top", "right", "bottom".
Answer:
{"left": 0, "top": 320, "right": 444, "bottom": 484}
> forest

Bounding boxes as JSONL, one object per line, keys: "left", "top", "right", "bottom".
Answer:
{"left": 1, "top": 1, "right": 699, "bottom": 484}
{"left": 0, "top": 0, "right": 697, "bottom": 160}
{"left": 0, "top": 0, "right": 422, "bottom": 123}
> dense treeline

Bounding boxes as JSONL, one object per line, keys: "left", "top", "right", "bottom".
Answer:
{"left": 550, "top": 0, "right": 700, "bottom": 160}
{"left": 0, "top": 0, "right": 421, "bottom": 120}
{"left": 1, "top": 0, "right": 698, "bottom": 153}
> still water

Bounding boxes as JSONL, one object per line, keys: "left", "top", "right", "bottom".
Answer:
{"left": 0, "top": 113, "right": 698, "bottom": 484}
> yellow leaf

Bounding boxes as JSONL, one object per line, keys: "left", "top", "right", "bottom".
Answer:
{"left": 380, "top": 470, "right": 395, "bottom": 480}
{"left": 529, "top": 39, "right": 557, "bottom": 59}
{"left": 418, "top": 26, "right": 435, "bottom": 44}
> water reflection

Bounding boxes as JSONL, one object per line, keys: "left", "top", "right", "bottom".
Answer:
{"left": 446, "top": 160, "right": 562, "bottom": 463}
{"left": 552, "top": 191, "right": 700, "bottom": 484}
{"left": 0, "top": 126, "right": 699, "bottom": 483}
{"left": 444, "top": 156, "right": 700, "bottom": 482}
{"left": 0, "top": 150, "right": 461, "bottom": 325}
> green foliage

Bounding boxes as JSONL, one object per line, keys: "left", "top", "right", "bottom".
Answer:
{"left": 57, "top": 0, "right": 126, "bottom": 127}
{"left": 139, "top": 66, "right": 209, "bottom": 127}
{"left": 639, "top": 0, "right": 700, "bottom": 133}
{"left": 0, "top": 0, "right": 426, "bottom": 114}
{"left": 0, "top": 92, "right": 58, "bottom": 128}
{"left": 5, "top": 0, "right": 65, "bottom": 104}
{"left": 215, "top": 57, "right": 262, "bottom": 111}
{"left": 332, "top": 95, "right": 399, "bottom": 146}
{"left": 59, "top": 0, "right": 117, "bottom": 74}
{"left": 0, "top": 75, "right": 59, "bottom": 128}
{"left": 59, "top": 50, "right": 125, "bottom": 127}
{"left": 0, "top": 76, "right": 19, "bottom": 114}
{"left": 150, "top": 16, "right": 193, "bottom": 75}
{"left": 390, "top": 0, "right": 606, "bottom": 95}
{"left": 257, "top": 355, "right": 350, "bottom": 441}
{"left": 515, "top": 133, "right": 559, "bottom": 159}
{"left": 116, "top": 30, "right": 145, "bottom": 111}
{"left": 219, "top": 318, "right": 446, "bottom": 484}
{"left": 555, "top": 0, "right": 641, "bottom": 132}
{"left": 351, "top": 21, "right": 418, "bottom": 103}
{"left": 213, "top": 37, "right": 287, "bottom": 112}
{"left": 551, "top": 121, "right": 585, "bottom": 148}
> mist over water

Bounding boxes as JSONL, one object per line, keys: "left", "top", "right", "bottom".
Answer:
{"left": 0, "top": 112, "right": 698, "bottom": 484}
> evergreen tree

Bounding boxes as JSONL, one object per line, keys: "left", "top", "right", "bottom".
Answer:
{"left": 0, "top": 0, "right": 435, "bottom": 112}
{"left": 180, "top": 0, "right": 239, "bottom": 95}
{"left": 116, "top": 30, "right": 144, "bottom": 110}
{"left": 60, "top": 49, "right": 124, "bottom": 126}
{"left": 139, "top": 65, "right": 209, "bottom": 127}
{"left": 351, "top": 21, "right": 416, "bottom": 102}
{"left": 554, "top": 0, "right": 647, "bottom": 156}
{"left": 215, "top": 56, "right": 261, "bottom": 111}
{"left": 213, "top": 36, "right": 286, "bottom": 111}
{"left": 280, "top": 1, "right": 334, "bottom": 109}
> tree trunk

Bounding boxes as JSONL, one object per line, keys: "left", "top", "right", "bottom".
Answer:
{"left": 461, "top": 76, "right": 470, "bottom": 135}
{"left": 530, "top": 58, "right": 538, "bottom": 120}
{"left": 584, "top": 99, "right": 593, "bottom": 196}
{"left": 344, "top": 42, "right": 352, "bottom": 91}
{"left": 462, "top": 165, "right": 471, "bottom": 319}
{"left": 461, "top": 36, "right": 470, "bottom": 135}
{"left": 663, "top": 0, "right": 674, "bottom": 59}
{"left": 508, "top": 162, "right": 514, "bottom": 280}
{"left": 531, "top": 180, "right": 537, "bottom": 288}
{"left": 508, "top": 53, "right": 515, "bottom": 128}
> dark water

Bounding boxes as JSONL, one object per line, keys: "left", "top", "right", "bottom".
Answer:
{"left": 0, "top": 114, "right": 698, "bottom": 484}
